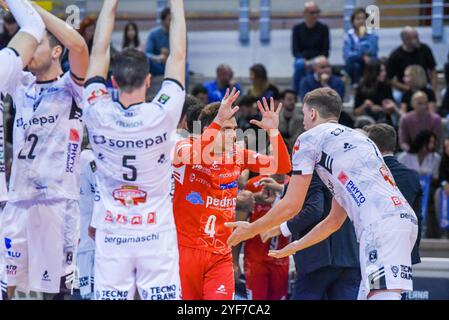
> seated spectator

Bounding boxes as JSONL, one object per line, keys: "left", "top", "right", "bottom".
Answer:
{"left": 247, "top": 64, "right": 280, "bottom": 101}
{"left": 399, "top": 91, "right": 442, "bottom": 151}
{"left": 122, "top": 22, "right": 143, "bottom": 51}
{"left": 300, "top": 56, "right": 345, "bottom": 100}
{"left": 278, "top": 89, "right": 304, "bottom": 153}
{"left": 398, "top": 130, "right": 441, "bottom": 179}
{"left": 434, "top": 138, "right": 449, "bottom": 237}
{"left": 387, "top": 26, "right": 437, "bottom": 96}
{"left": 354, "top": 59, "right": 400, "bottom": 128}
{"left": 291, "top": 1, "right": 329, "bottom": 94}
{"left": 343, "top": 8, "right": 379, "bottom": 85}
{"left": 146, "top": 7, "right": 170, "bottom": 76}
{"left": 203, "top": 64, "right": 242, "bottom": 103}
{"left": 400, "top": 65, "right": 436, "bottom": 113}
{"left": 0, "top": 12, "right": 18, "bottom": 50}
{"left": 191, "top": 84, "right": 209, "bottom": 106}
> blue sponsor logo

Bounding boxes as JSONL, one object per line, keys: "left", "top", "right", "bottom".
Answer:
{"left": 4, "top": 238, "right": 21, "bottom": 258}
{"left": 97, "top": 290, "right": 128, "bottom": 300}
{"left": 149, "top": 285, "right": 177, "bottom": 300}
{"left": 345, "top": 180, "right": 366, "bottom": 207}
{"left": 186, "top": 192, "right": 204, "bottom": 205}
{"left": 220, "top": 180, "right": 238, "bottom": 190}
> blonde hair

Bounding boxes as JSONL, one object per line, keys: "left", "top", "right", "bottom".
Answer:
{"left": 404, "top": 65, "right": 427, "bottom": 89}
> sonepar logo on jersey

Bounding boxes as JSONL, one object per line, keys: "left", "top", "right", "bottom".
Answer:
{"left": 92, "top": 132, "right": 168, "bottom": 149}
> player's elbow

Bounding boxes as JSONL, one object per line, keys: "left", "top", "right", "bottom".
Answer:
{"left": 70, "top": 39, "right": 89, "bottom": 55}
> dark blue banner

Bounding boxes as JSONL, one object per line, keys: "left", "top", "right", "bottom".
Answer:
{"left": 419, "top": 175, "right": 432, "bottom": 222}
{"left": 439, "top": 189, "right": 449, "bottom": 230}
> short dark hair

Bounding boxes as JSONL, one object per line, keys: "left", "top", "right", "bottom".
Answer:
{"left": 351, "top": 7, "right": 368, "bottom": 26}
{"left": 280, "top": 89, "right": 297, "bottom": 100}
{"left": 250, "top": 64, "right": 268, "bottom": 82}
{"left": 186, "top": 104, "right": 205, "bottom": 134}
{"left": 303, "top": 87, "right": 342, "bottom": 119}
{"left": 182, "top": 95, "right": 200, "bottom": 121}
{"left": 198, "top": 102, "right": 220, "bottom": 129}
{"left": 191, "top": 84, "right": 208, "bottom": 98}
{"left": 47, "top": 32, "right": 65, "bottom": 61}
{"left": 364, "top": 123, "right": 397, "bottom": 153}
{"left": 409, "top": 130, "right": 436, "bottom": 154}
{"left": 111, "top": 48, "right": 149, "bottom": 93}
{"left": 161, "top": 7, "right": 171, "bottom": 21}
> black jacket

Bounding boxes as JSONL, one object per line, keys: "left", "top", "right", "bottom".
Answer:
{"left": 383, "top": 155, "right": 423, "bottom": 264}
{"left": 284, "top": 172, "right": 359, "bottom": 276}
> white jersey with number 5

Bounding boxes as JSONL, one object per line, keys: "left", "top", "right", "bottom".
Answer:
{"left": 83, "top": 77, "right": 185, "bottom": 235}
{"left": 0, "top": 48, "right": 23, "bottom": 201}
{"left": 292, "top": 122, "right": 417, "bottom": 240}
{"left": 8, "top": 71, "right": 84, "bottom": 201}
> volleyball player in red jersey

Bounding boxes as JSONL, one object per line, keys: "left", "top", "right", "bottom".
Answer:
{"left": 172, "top": 88, "right": 291, "bottom": 299}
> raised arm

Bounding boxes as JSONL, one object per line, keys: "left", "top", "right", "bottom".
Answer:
{"left": 32, "top": 3, "right": 88, "bottom": 83}
{"left": 86, "top": 0, "right": 119, "bottom": 80}
{"left": 268, "top": 198, "right": 347, "bottom": 258}
{"left": 226, "top": 173, "right": 312, "bottom": 247}
{"left": 164, "top": 0, "right": 186, "bottom": 88}
{"left": 3, "top": 0, "right": 45, "bottom": 67}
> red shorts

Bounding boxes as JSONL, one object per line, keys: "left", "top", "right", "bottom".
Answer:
{"left": 179, "top": 246, "right": 234, "bottom": 300}
{"left": 244, "top": 259, "right": 289, "bottom": 300}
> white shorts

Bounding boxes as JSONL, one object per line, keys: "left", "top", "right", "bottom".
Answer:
{"left": 358, "top": 214, "right": 418, "bottom": 299}
{"left": 94, "top": 228, "right": 181, "bottom": 300}
{"left": 0, "top": 199, "right": 79, "bottom": 294}
{"left": 77, "top": 250, "right": 95, "bottom": 299}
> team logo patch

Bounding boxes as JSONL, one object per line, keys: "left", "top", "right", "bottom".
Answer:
{"left": 391, "top": 196, "right": 402, "bottom": 206}
{"left": 87, "top": 88, "right": 109, "bottom": 104}
{"left": 186, "top": 191, "right": 204, "bottom": 205}
{"left": 112, "top": 186, "right": 147, "bottom": 206}
{"left": 69, "top": 128, "right": 80, "bottom": 142}
{"left": 380, "top": 165, "right": 397, "bottom": 187}
{"left": 157, "top": 94, "right": 170, "bottom": 105}
{"left": 368, "top": 250, "right": 378, "bottom": 263}
{"left": 293, "top": 140, "right": 300, "bottom": 154}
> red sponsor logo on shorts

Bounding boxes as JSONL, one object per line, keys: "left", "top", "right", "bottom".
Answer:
{"left": 338, "top": 171, "right": 349, "bottom": 185}
{"left": 69, "top": 128, "right": 80, "bottom": 142}
{"left": 116, "top": 214, "right": 127, "bottom": 224}
{"left": 105, "top": 210, "right": 113, "bottom": 223}
{"left": 147, "top": 212, "right": 156, "bottom": 225}
{"left": 112, "top": 186, "right": 147, "bottom": 206}
{"left": 131, "top": 215, "right": 142, "bottom": 225}
{"left": 391, "top": 196, "right": 402, "bottom": 206}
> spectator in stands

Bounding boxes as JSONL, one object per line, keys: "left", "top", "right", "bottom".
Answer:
{"left": 440, "top": 87, "right": 449, "bottom": 118}
{"left": 354, "top": 59, "right": 400, "bottom": 128}
{"left": 399, "top": 91, "right": 442, "bottom": 151}
{"left": 260, "top": 173, "right": 360, "bottom": 300}
{"left": 343, "top": 8, "right": 379, "bottom": 85}
{"left": 185, "top": 104, "right": 205, "bottom": 135}
{"left": 236, "top": 95, "right": 259, "bottom": 150}
{"left": 122, "top": 22, "right": 143, "bottom": 51}
{"left": 191, "top": 84, "right": 209, "bottom": 106}
{"left": 364, "top": 124, "right": 422, "bottom": 265}
{"left": 247, "top": 64, "right": 280, "bottom": 101}
{"left": 79, "top": 16, "right": 97, "bottom": 53}
{"left": 398, "top": 130, "right": 441, "bottom": 179}
{"left": 400, "top": 65, "right": 436, "bottom": 113}
{"left": 387, "top": 26, "right": 437, "bottom": 96}
{"left": 278, "top": 89, "right": 304, "bottom": 153}
{"left": 203, "top": 64, "right": 241, "bottom": 103}
{"left": 0, "top": 12, "right": 18, "bottom": 50}
{"left": 434, "top": 138, "right": 449, "bottom": 237}
{"left": 146, "top": 7, "right": 170, "bottom": 76}
{"left": 291, "top": 2, "right": 329, "bottom": 94}
{"left": 300, "top": 56, "right": 345, "bottom": 101}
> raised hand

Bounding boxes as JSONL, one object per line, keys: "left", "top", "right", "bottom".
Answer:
{"left": 250, "top": 97, "right": 282, "bottom": 132}
{"left": 215, "top": 87, "right": 240, "bottom": 125}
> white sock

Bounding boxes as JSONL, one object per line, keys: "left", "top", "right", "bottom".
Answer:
{"left": 5, "top": 0, "right": 45, "bottom": 43}
{"left": 368, "top": 291, "right": 402, "bottom": 300}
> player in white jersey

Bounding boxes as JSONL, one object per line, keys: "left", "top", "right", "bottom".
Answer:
{"left": 83, "top": 0, "right": 186, "bottom": 300}
{"left": 77, "top": 148, "right": 97, "bottom": 299}
{"left": 227, "top": 88, "right": 418, "bottom": 300}
{"left": 0, "top": 0, "right": 45, "bottom": 301}
{"left": 1, "top": 3, "right": 89, "bottom": 297}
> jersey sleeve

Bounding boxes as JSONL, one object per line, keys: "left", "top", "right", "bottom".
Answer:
{"left": 0, "top": 48, "right": 23, "bottom": 95}
{"left": 82, "top": 77, "right": 113, "bottom": 127}
{"left": 291, "top": 131, "right": 319, "bottom": 175}
{"left": 152, "top": 78, "right": 186, "bottom": 128}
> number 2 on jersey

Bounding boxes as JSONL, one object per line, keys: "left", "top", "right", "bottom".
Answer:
{"left": 18, "top": 134, "right": 38, "bottom": 160}
{"left": 204, "top": 214, "right": 217, "bottom": 237}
